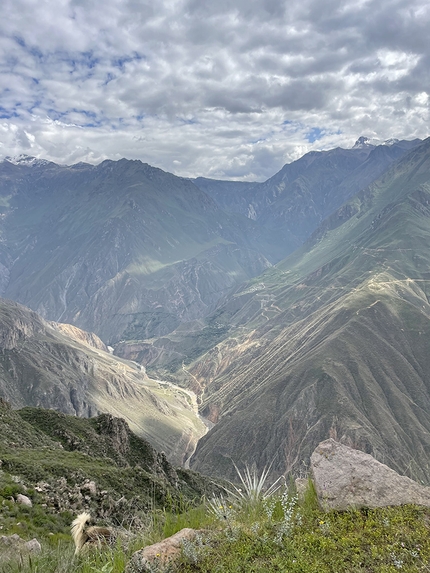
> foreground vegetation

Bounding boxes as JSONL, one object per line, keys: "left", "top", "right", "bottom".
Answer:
{"left": 2, "top": 464, "right": 430, "bottom": 573}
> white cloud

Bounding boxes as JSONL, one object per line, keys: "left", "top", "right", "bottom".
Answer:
{"left": 0, "top": 0, "right": 429, "bottom": 180}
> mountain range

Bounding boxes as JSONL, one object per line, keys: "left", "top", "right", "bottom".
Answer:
{"left": 1, "top": 136, "right": 430, "bottom": 483}
{"left": 0, "top": 157, "right": 272, "bottom": 343}
{"left": 186, "top": 137, "right": 430, "bottom": 481}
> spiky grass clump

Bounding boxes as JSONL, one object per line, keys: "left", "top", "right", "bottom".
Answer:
{"left": 226, "top": 463, "right": 284, "bottom": 505}
{"left": 207, "top": 463, "right": 285, "bottom": 527}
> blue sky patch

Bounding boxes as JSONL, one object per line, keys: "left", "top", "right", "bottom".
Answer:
{"left": 306, "top": 127, "right": 324, "bottom": 143}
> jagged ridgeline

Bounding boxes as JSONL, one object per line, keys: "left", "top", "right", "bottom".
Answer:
{"left": 0, "top": 399, "right": 221, "bottom": 523}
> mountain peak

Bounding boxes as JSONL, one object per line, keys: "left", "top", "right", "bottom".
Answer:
{"left": 353, "top": 136, "right": 401, "bottom": 149}
{"left": 353, "top": 136, "right": 377, "bottom": 148}
{"left": 3, "top": 154, "right": 52, "bottom": 167}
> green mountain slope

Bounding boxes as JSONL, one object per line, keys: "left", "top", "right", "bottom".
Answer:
{"left": 138, "top": 138, "right": 430, "bottom": 481}
{"left": 0, "top": 400, "right": 220, "bottom": 522}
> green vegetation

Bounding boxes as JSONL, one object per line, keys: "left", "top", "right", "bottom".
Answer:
{"left": 0, "top": 402, "right": 221, "bottom": 531}
{"left": 2, "top": 466, "right": 430, "bottom": 573}
{"left": 178, "top": 497, "right": 430, "bottom": 573}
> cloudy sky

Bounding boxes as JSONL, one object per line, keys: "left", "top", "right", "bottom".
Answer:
{"left": 1, "top": 0, "right": 429, "bottom": 180}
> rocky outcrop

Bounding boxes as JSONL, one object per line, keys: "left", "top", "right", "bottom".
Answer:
{"left": 311, "top": 439, "right": 430, "bottom": 510}
{"left": 51, "top": 322, "right": 108, "bottom": 351}
{"left": 0, "top": 534, "right": 41, "bottom": 563}
{"left": 126, "top": 528, "right": 200, "bottom": 573}
{"left": 0, "top": 402, "right": 223, "bottom": 525}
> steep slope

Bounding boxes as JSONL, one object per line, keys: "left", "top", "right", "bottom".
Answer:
{"left": 0, "top": 298, "right": 206, "bottom": 465}
{"left": 194, "top": 138, "right": 422, "bottom": 257}
{"left": 0, "top": 157, "right": 272, "bottom": 343}
{"left": 139, "top": 138, "right": 430, "bottom": 481}
{"left": 0, "top": 400, "right": 221, "bottom": 521}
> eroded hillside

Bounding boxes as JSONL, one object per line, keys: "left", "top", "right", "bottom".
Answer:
{"left": 0, "top": 299, "right": 206, "bottom": 465}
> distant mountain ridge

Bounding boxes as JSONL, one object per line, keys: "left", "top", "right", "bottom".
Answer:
{"left": 193, "top": 137, "right": 421, "bottom": 251}
{"left": 0, "top": 158, "right": 274, "bottom": 344}
{"left": 0, "top": 138, "right": 421, "bottom": 347}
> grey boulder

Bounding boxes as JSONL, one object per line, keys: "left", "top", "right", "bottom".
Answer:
{"left": 311, "top": 439, "right": 430, "bottom": 510}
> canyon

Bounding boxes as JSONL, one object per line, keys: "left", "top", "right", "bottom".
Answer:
{"left": 1, "top": 136, "right": 430, "bottom": 482}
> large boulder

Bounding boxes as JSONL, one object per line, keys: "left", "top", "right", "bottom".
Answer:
{"left": 311, "top": 439, "right": 430, "bottom": 510}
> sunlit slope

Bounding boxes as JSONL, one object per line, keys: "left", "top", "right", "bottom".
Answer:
{"left": 186, "top": 137, "right": 430, "bottom": 480}
{"left": 0, "top": 298, "right": 206, "bottom": 465}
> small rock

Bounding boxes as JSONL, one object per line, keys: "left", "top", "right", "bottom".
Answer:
{"left": 81, "top": 480, "right": 97, "bottom": 496}
{"left": 17, "top": 494, "right": 32, "bottom": 507}
{"left": 0, "top": 534, "right": 22, "bottom": 546}
{"left": 126, "top": 528, "right": 199, "bottom": 572}
{"left": 311, "top": 439, "right": 430, "bottom": 510}
{"left": 24, "top": 539, "right": 42, "bottom": 553}
{"left": 0, "top": 534, "right": 42, "bottom": 556}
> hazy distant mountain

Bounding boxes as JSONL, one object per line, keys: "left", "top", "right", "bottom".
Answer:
{"left": 0, "top": 140, "right": 420, "bottom": 348}
{"left": 135, "top": 138, "right": 430, "bottom": 481}
{"left": 0, "top": 158, "right": 274, "bottom": 344}
{"left": 194, "top": 138, "right": 422, "bottom": 256}
{"left": 0, "top": 297, "right": 206, "bottom": 465}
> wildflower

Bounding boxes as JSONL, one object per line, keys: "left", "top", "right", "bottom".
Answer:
{"left": 275, "top": 491, "right": 298, "bottom": 544}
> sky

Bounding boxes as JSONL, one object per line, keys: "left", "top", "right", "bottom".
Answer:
{"left": 0, "top": 0, "right": 429, "bottom": 181}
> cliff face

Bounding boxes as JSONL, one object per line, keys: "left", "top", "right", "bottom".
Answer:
{"left": 0, "top": 298, "right": 206, "bottom": 465}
